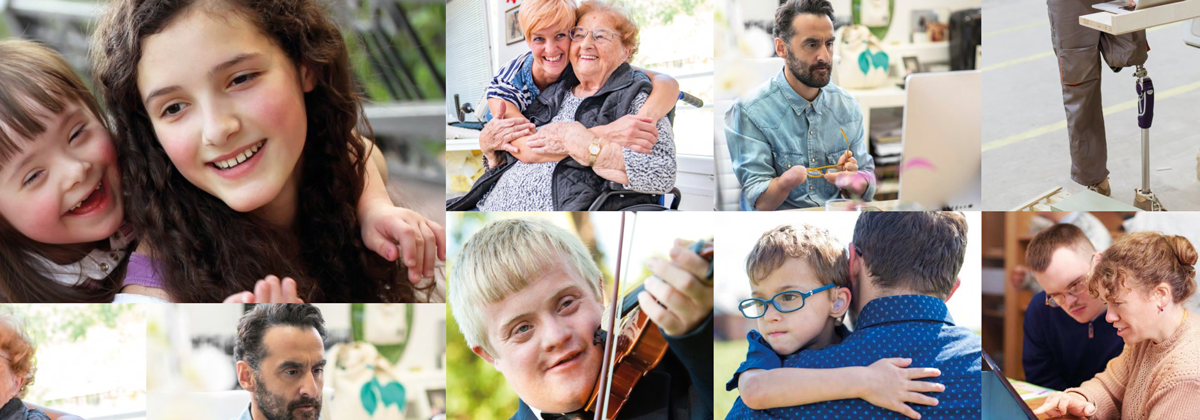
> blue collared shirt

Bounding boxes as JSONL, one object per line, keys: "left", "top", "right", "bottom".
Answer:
{"left": 724, "top": 69, "right": 876, "bottom": 210}
{"left": 725, "top": 295, "right": 981, "bottom": 419}
{"left": 233, "top": 404, "right": 253, "bottom": 420}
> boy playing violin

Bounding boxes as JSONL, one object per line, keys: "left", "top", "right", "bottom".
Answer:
{"left": 449, "top": 218, "right": 714, "bottom": 420}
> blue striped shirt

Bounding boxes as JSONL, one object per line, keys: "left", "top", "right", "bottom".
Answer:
{"left": 485, "top": 51, "right": 539, "bottom": 121}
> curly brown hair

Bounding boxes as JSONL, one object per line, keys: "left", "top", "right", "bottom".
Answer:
{"left": 0, "top": 40, "right": 123, "bottom": 302}
{"left": 745, "top": 224, "right": 849, "bottom": 289}
{"left": 1088, "top": 231, "right": 1198, "bottom": 304}
{"left": 92, "top": 0, "right": 416, "bottom": 302}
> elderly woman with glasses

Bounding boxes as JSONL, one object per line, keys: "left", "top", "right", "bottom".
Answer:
{"left": 450, "top": 0, "right": 678, "bottom": 211}
{"left": 1034, "top": 232, "right": 1200, "bottom": 420}
{"left": 0, "top": 314, "right": 82, "bottom": 420}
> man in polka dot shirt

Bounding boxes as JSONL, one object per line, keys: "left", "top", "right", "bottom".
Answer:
{"left": 727, "top": 212, "right": 981, "bottom": 419}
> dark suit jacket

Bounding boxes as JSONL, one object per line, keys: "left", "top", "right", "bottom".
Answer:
{"left": 508, "top": 315, "right": 715, "bottom": 420}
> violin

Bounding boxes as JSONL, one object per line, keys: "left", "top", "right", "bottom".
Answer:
{"left": 583, "top": 212, "right": 714, "bottom": 420}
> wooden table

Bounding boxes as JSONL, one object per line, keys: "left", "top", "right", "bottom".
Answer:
{"left": 790, "top": 199, "right": 903, "bottom": 211}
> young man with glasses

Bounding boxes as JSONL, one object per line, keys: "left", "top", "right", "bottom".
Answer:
{"left": 726, "top": 223, "right": 947, "bottom": 419}
{"left": 728, "top": 212, "right": 980, "bottom": 419}
{"left": 1023, "top": 223, "right": 1123, "bottom": 391}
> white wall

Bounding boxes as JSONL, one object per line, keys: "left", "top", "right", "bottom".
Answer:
{"left": 489, "top": 0, "right": 534, "bottom": 72}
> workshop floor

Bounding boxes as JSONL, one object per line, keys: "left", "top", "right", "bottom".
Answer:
{"left": 982, "top": 0, "right": 1200, "bottom": 210}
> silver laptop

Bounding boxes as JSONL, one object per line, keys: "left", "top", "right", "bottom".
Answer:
{"left": 897, "top": 71, "right": 982, "bottom": 211}
{"left": 1093, "top": 0, "right": 1186, "bottom": 14}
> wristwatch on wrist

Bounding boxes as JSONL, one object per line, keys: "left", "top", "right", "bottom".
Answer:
{"left": 587, "top": 137, "right": 602, "bottom": 167}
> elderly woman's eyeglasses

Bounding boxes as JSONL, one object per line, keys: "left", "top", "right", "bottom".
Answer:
{"left": 571, "top": 27, "right": 618, "bottom": 44}
{"left": 739, "top": 284, "right": 836, "bottom": 318}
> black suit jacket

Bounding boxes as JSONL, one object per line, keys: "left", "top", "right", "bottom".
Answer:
{"left": 508, "top": 314, "right": 715, "bottom": 420}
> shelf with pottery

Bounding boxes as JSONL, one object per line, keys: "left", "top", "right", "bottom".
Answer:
{"left": 1080, "top": 0, "right": 1200, "bottom": 35}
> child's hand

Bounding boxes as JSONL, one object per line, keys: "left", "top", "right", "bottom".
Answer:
{"left": 857, "top": 358, "right": 944, "bottom": 419}
{"left": 360, "top": 206, "right": 446, "bottom": 283}
{"left": 223, "top": 275, "right": 304, "bottom": 303}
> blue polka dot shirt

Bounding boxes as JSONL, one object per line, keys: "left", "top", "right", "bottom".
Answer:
{"left": 725, "top": 294, "right": 982, "bottom": 419}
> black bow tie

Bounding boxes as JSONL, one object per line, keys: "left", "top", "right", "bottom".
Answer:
{"left": 540, "top": 410, "right": 594, "bottom": 420}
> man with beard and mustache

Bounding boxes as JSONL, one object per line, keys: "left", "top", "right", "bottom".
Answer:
{"left": 232, "top": 304, "right": 326, "bottom": 420}
{"left": 1022, "top": 223, "right": 1123, "bottom": 390}
{"left": 724, "top": 0, "right": 876, "bottom": 211}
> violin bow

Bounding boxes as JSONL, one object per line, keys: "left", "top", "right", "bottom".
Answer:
{"left": 594, "top": 211, "right": 637, "bottom": 420}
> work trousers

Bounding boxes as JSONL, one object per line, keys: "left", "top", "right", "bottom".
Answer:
{"left": 1048, "top": 0, "right": 1149, "bottom": 186}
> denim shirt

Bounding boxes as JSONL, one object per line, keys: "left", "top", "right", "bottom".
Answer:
{"left": 725, "top": 295, "right": 981, "bottom": 419}
{"left": 232, "top": 404, "right": 253, "bottom": 420}
{"left": 724, "top": 69, "right": 876, "bottom": 210}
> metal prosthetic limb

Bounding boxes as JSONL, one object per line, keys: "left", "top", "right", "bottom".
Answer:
{"left": 1132, "top": 65, "right": 1166, "bottom": 211}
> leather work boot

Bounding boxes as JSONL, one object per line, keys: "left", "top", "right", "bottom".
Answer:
{"left": 1086, "top": 178, "right": 1111, "bottom": 197}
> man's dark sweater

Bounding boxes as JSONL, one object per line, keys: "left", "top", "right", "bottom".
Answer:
{"left": 1022, "top": 291, "right": 1124, "bottom": 390}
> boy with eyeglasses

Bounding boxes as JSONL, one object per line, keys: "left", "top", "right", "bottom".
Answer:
{"left": 726, "top": 224, "right": 945, "bottom": 419}
{"left": 1023, "top": 223, "right": 1123, "bottom": 390}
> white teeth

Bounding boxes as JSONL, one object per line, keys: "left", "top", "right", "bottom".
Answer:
{"left": 213, "top": 141, "right": 265, "bottom": 170}
{"left": 545, "top": 55, "right": 562, "bottom": 62}
{"left": 581, "top": 55, "right": 598, "bottom": 60}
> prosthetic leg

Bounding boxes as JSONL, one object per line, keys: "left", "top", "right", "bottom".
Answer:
{"left": 1132, "top": 65, "right": 1166, "bottom": 211}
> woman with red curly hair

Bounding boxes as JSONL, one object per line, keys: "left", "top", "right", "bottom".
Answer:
{"left": 0, "top": 313, "right": 83, "bottom": 420}
{"left": 1034, "top": 232, "right": 1200, "bottom": 419}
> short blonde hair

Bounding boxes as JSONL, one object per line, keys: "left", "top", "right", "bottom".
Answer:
{"left": 0, "top": 311, "right": 35, "bottom": 398}
{"left": 745, "top": 225, "right": 849, "bottom": 289}
{"left": 575, "top": 1, "right": 640, "bottom": 63}
{"left": 449, "top": 218, "right": 603, "bottom": 356}
{"left": 519, "top": 0, "right": 578, "bottom": 43}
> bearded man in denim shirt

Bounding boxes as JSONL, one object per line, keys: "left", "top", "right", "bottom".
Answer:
{"left": 724, "top": 0, "right": 876, "bottom": 211}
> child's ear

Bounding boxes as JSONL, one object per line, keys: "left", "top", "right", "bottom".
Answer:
{"left": 830, "top": 286, "right": 851, "bottom": 318}
{"left": 236, "top": 360, "right": 255, "bottom": 392}
{"left": 299, "top": 64, "right": 317, "bottom": 93}
{"left": 471, "top": 345, "right": 497, "bottom": 366}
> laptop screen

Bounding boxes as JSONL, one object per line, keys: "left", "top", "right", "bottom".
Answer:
{"left": 982, "top": 352, "right": 1038, "bottom": 420}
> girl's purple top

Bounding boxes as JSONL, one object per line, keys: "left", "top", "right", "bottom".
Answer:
{"left": 123, "top": 252, "right": 166, "bottom": 289}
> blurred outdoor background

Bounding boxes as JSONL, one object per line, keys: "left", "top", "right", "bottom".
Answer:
{"left": 446, "top": 0, "right": 716, "bottom": 210}
{"left": 4, "top": 304, "right": 146, "bottom": 420}
{"left": 146, "top": 304, "right": 446, "bottom": 420}
{"left": 445, "top": 211, "right": 715, "bottom": 419}
{"left": 712, "top": 212, "right": 983, "bottom": 418}
{"left": 0, "top": 0, "right": 447, "bottom": 223}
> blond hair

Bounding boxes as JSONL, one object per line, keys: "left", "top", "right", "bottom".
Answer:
{"left": 518, "top": 0, "right": 578, "bottom": 43}
{"left": 745, "top": 224, "right": 849, "bottom": 289}
{"left": 449, "top": 218, "right": 602, "bottom": 356}
{"left": 0, "top": 311, "right": 35, "bottom": 399}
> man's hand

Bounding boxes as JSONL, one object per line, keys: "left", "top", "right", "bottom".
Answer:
{"left": 822, "top": 151, "right": 867, "bottom": 195}
{"left": 479, "top": 102, "right": 533, "bottom": 167}
{"left": 1032, "top": 392, "right": 1096, "bottom": 418}
{"left": 223, "top": 275, "right": 304, "bottom": 303}
{"left": 639, "top": 238, "right": 714, "bottom": 337}
{"left": 526, "top": 121, "right": 594, "bottom": 163}
{"left": 590, "top": 115, "right": 658, "bottom": 154}
{"left": 361, "top": 206, "right": 447, "bottom": 283}
{"left": 856, "top": 358, "right": 944, "bottom": 420}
